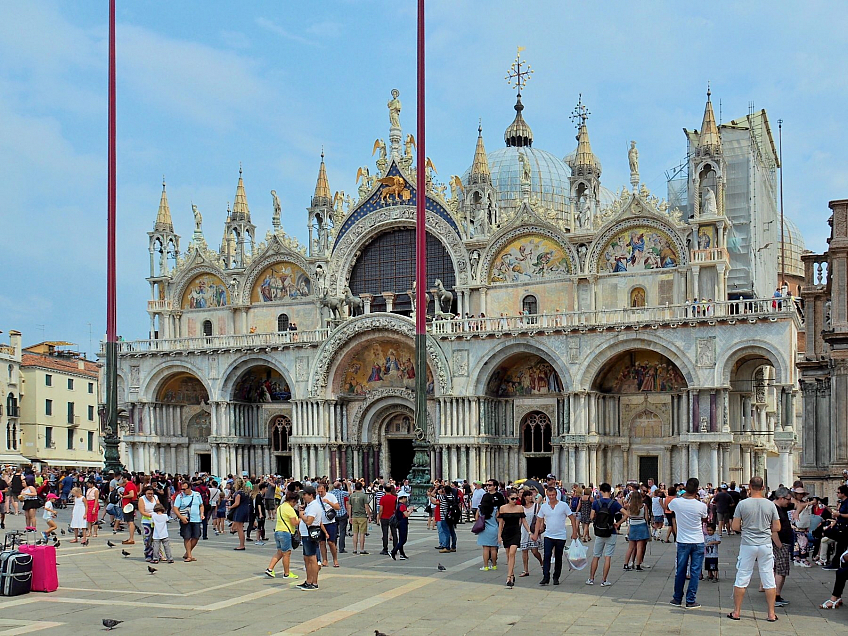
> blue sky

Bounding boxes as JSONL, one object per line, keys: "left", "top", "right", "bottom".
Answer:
{"left": 2, "top": 1, "right": 846, "bottom": 356}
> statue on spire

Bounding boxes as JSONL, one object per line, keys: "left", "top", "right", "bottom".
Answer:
{"left": 388, "top": 89, "right": 402, "bottom": 129}
{"left": 192, "top": 203, "right": 203, "bottom": 233}
{"left": 270, "top": 190, "right": 282, "bottom": 230}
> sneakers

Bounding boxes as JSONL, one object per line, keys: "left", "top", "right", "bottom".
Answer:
{"left": 585, "top": 579, "right": 594, "bottom": 585}
{"left": 282, "top": 572, "right": 299, "bottom": 579}
{"left": 265, "top": 568, "right": 276, "bottom": 578}
{"left": 491, "top": 565, "right": 497, "bottom": 570}
{"left": 254, "top": 541, "right": 265, "bottom": 546}
{"left": 539, "top": 578, "right": 550, "bottom": 586}
{"left": 295, "top": 583, "right": 317, "bottom": 591}
{"left": 669, "top": 599, "right": 682, "bottom": 606}
{"left": 439, "top": 548, "right": 451, "bottom": 553}
{"left": 380, "top": 550, "right": 389, "bottom": 555}
{"left": 360, "top": 551, "right": 369, "bottom": 555}
{"left": 399, "top": 555, "right": 408, "bottom": 560}
{"left": 686, "top": 602, "right": 701, "bottom": 609}
{"left": 390, "top": 552, "right": 397, "bottom": 560}
{"left": 553, "top": 578, "right": 560, "bottom": 585}
{"left": 601, "top": 581, "right": 612, "bottom": 587}
{"left": 480, "top": 566, "right": 491, "bottom": 571}
{"left": 774, "top": 596, "right": 789, "bottom": 607}
{"left": 623, "top": 564, "right": 632, "bottom": 571}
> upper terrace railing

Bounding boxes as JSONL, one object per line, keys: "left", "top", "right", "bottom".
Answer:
{"left": 109, "top": 298, "right": 798, "bottom": 355}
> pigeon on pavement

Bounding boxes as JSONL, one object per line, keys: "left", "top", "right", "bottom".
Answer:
{"left": 107, "top": 540, "right": 115, "bottom": 548}
{"left": 60, "top": 529, "right": 66, "bottom": 535}
{"left": 437, "top": 563, "right": 446, "bottom": 571}
{"left": 121, "top": 550, "right": 130, "bottom": 557}
{"left": 147, "top": 566, "right": 157, "bottom": 575}
{"left": 54, "top": 541, "right": 61, "bottom": 548}
{"left": 375, "top": 631, "right": 389, "bottom": 636}
{"left": 102, "top": 619, "right": 123, "bottom": 630}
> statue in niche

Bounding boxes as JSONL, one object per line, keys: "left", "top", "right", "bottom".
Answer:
{"left": 576, "top": 194, "right": 591, "bottom": 229}
{"left": 703, "top": 187, "right": 718, "bottom": 216}
{"left": 577, "top": 243, "right": 588, "bottom": 271}
{"left": 192, "top": 203, "right": 202, "bottom": 232}
{"left": 314, "top": 263, "right": 326, "bottom": 294}
{"left": 470, "top": 250, "right": 480, "bottom": 279}
{"left": 388, "top": 89, "right": 402, "bottom": 128}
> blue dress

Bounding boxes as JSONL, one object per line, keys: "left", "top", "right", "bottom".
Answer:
{"left": 231, "top": 491, "right": 251, "bottom": 523}
{"left": 476, "top": 514, "right": 499, "bottom": 547}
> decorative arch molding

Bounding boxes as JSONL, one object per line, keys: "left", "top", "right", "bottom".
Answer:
{"left": 587, "top": 215, "right": 688, "bottom": 275}
{"left": 217, "top": 353, "right": 297, "bottom": 402}
{"left": 239, "top": 239, "right": 312, "bottom": 305}
{"left": 480, "top": 223, "right": 578, "bottom": 285}
{"left": 169, "top": 255, "right": 232, "bottom": 310}
{"left": 327, "top": 207, "right": 469, "bottom": 294}
{"left": 308, "top": 314, "right": 451, "bottom": 397}
{"left": 472, "top": 338, "right": 573, "bottom": 396}
{"left": 717, "top": 341, "right": 788, "bottom": 386}
{"left": 140, "top": 361, "right": 214, "bottom": 403}
{"left": 574, "top": 335, "right": 697, "bottom": 392}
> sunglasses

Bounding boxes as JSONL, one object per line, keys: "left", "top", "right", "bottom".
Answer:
{"left": 509, "top": 497, "right": 519, "bottom": 501}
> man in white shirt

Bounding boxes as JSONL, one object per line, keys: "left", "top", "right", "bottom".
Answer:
{"left": 470, "top": 482, "right": 485, "bottom": 516}
{"left": 728, "top": 476, "right": 780, "bottom": 622}
{"left": 316, "top": 482, "right": 341, "bottom": 568}
{"left": 296, "top": 485, "right": 324, "bottom": 591}
{"left": 531, "top": 485, "right": 579, "bottom": 586}
{"left": 668, "top": 478, "right": 708, "bottom": 609}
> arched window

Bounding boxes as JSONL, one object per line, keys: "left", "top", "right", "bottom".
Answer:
{"left": 277, "top": 313, "right": 290, "bottom": 332}
{"left": 521, "top": 412, "right": 552, "bottom": 453}
{"left": 270, "top": 415, "right": 292, "bottom": 452}
{"left": 202, "top": 320, "right": 213, "bottom": 337}
{"left": 522, "top": 295, "right": 538, "bottom": 315}
{"left": 630, "top": 287, "right": 647, "bottom": 308}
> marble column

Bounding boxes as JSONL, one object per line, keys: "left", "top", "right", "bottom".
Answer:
{"left": 678, "top": 444, "right": 689, "bottom": 481}
{"left": 709, "top": 392, "right": 717, "bottom": 432}
{"left": 720, "top": 444, "right": 730, "bottom": 484}
{"left": 588, "top": 444, "right": 598, "bottom": 486}
{"left": 568, "top": 446, "right": 576, "bottom": 483}
{"left": 689, "top": 443, "right": 700, "bottom": 481}
{"left": 741, "top": 447, "right": 751, "bottom": 483}
{"left": 710, "top": 443, "right": 719, "bottom": 487}
{"left": 577, "top": 445, "right": 588, "bottom": 484}
{"left": 663, "top": 446, "right": 672, "bottom": 484}
{"left": 340, "top": 446, "right": 348, "bottom": 479}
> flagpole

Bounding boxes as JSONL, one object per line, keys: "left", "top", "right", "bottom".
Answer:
{"left": 410, "top": 0, "right": 431, "bottom": 502}
{"left": 103, "top": 0, "right": 122, "bottom": 473}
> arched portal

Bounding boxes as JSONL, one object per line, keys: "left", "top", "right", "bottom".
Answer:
{"left": 380, "top": 411, "right": 414, "bottom": 483}
{"left": 231, "top": 365, "right": 291, "bottom": 403}
{"left": 593, "top": 350, "right": 687, "bottom": 394}
{"left": 521, "top": 411, "right": 553, "bottom": 478}
{"left": 269, "top": 415, "right": 292, "bottom": 476}
{"left": 157, "top": 372, "right": 208, "bottom": 405}
{"left": 486, "top": 353, "right": 563, "bottom": 397}
{"left": 348, "top": 229, "right": 456, "bottom": 315}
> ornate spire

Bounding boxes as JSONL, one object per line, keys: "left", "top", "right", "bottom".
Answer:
{"left": 568, "top": 94, "right": 601, "bottom": 175}
{"left": 504, "top": 47, "right": 534, "bottom": 147}
{"left": 154, "top": 177, "right": 173, "bottom": 232}
{"left": 231, "top": 163, "right": 250, "bottom": 221}
{"left": 312, "top": 150, "right": 331, "bottom": 207}
{"left": 469, "top": 122, "right": 491, "bottom": 184}
{"left": 698, "top": 85, "right": 722, "bottom": 154}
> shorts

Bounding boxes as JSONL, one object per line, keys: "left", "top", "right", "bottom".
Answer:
{"left": 179, "top": 521, "right": 202, "bottom": 540}
{"left": 716, "top": 512, "right": 729, "bottom": 524}
{"left": 653, "top": 515, "right": 664, "bottom": 525}
{"left": 592, "top": 534, "right": 616, "bottom": 558}
{"left": 322, "top": 523, "right": 338, "bottom": 543}
{"left": 665, "top": 512, "right": 675, "bottom": 525}
{"left": 704, "top": 557, "right": 718, "bottom": 572}
{"left": 351, "top": 517, "right": 368, "bottom": 534}
{"left": 216, "top": 506, "right": 226, "bottom": 519}
{"left": 301, "top": 536, "right": 319, "bottom": 557}
{"left": 773, "top": 543, "right": 791, "bottom": 576}
{"left": 123, "top": 502, "right": 136, "bottom": 519}
{"left": 274, "top": 531, "right": 293, "bottom": 552}
{"left": 734, "top": 543, "right": 776, "bottom": 589}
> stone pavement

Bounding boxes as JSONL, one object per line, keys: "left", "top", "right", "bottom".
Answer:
{"left": 0, "top": 508, "right": 846, "bottom": 635}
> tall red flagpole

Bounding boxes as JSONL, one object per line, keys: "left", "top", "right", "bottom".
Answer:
{"left": 104, "top": 0, "right": 122, "bottom": 472}
{"left": 411, "top": 0, "right": 430, "bottom": 494}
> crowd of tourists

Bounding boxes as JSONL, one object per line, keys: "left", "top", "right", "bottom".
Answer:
{"left": 1, "top": 464, "right": 847, "bottom": 609}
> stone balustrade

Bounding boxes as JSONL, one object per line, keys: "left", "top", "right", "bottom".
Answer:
{"left": 108, "top": 327, "right": 331, "bottom": 355}
{"left": 691, "top": 247, "right": 729, "bottom": 263}
{"left": 147, "top": 299, "right": 173, "bottom": 311}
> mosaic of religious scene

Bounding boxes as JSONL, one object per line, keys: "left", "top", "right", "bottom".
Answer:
{"left": 341, "top": 341, "right": 433, "bottom": 395}
{"left": 490, "top": 234, "right": 572, "bottom": 284}
{"left": 233, "top": 366, "right": 291, "bottom": 403}
{"left": 251, "top": 262, "right": 311, "bottom": 303}
{"left": 181, "top": 274, "right": 229, "bottom": 309}
{"left": 595, "top": 351, "right": 687, "bottom": 393}
{"left": 158, "top": 373, "right": 208, "bottom": 404}
{"left": 599, "top": 227, "right": 679, "bottom": 273}
{"left": 486, "top": 355, "right": 563, "bottom": 397}
{"left": 697, "top": 226, "right": 715, "bottom": 250}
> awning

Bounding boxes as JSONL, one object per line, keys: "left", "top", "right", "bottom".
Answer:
{"left": 0, "top": 453, "right": 32, "bottom": 466}
{"left": 30, "top": 459, "right": 103, "bottom": 469}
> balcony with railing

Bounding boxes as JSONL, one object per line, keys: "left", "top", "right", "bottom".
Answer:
{"left": 147, "top": 299, "right": 173, "bottom": 312}
{"left": 430, "top": 297, "right": 799, "bottom": 338}
{"left": 108, "top": 327, "right": 332, "bottom": 355}
{"left": 691, "top": 247, "right": 729, "bottom": 263}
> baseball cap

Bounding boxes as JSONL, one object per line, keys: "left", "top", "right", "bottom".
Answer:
{"left": 302, "top": 485, "right": 317, "bottom": 496}
{"left": 546, "top": 474, "right": 556, "bottom": 480}
{"left": 720, "top": 484, "right": 728, "bottom": 489}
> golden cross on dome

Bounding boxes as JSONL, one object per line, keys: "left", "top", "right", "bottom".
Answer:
{"left": 570, "top": 93, "right": 590, "bottom": 128}
{"left": 505, "top": 46, "right": 533, "bottom": 95}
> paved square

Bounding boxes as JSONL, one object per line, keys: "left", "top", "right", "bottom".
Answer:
{"left": 1, "top": 508, "right": 846, "bottom": 635}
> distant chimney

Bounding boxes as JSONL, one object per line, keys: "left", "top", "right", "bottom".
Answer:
{"left": 8, "top": 330, "right": 21, "bottom": 358}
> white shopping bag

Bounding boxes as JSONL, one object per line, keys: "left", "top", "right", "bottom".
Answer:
{"left": 568, "top": 539, "right": 588, "bottom": 570}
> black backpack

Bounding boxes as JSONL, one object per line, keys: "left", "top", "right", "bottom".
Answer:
{"left": 446, "top": 494, "right": 462, "bottom": 525}
{"left": 593, "top": 499, "right": 614, "bottom": 538}
{"left": 108, "top": 489, "right": 121, "bottom": 505}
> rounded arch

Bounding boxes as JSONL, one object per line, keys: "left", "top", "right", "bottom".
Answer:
{"left": 328, "top": 208, "right": 470, "bottom": 295}
{"left": 348, "top": 389, "right": 421, "bottom": 445}
{"left": 480, "top": 224, "right": 577, "bottom": 285}
{"left": 717, "top": 342, "right": 788, "bottom": 386}
{"left": 218, "top": 354, "right": 297, "bottom": 403}
{"left": 169, "top": 257, "right": 230, "bottom": 310}
{"left": 240, "top": 242, "right": 313, "bottom": 305}
{"left": 269, "top": 414, "right": 292, "bottom": 452}
{"left": 629, "top": 285, "right": 647, "bottom": 308}
{"left": 587, "top": 216, "right": 687, "bottom": 274}
{"left": 141, "top": 362, "right": 213, "bottom": 403}
{"left": 593, "top": 350, "right": 688, "bottom": 394}
{"left": 521, "top": 411, "right": 553, "bottom": 453}
{"left": 473, "top": 339, "right": 573, "bottom": 396}
{"left": 309, "top": 314, "right": 451, "bottom": 397}
{"left": 575, "top": 335, "right": 697, "bottom": 392}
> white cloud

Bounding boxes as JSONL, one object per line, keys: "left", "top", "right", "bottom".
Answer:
{"left": 255, "top": 17, "right": 319, "bottom": 47}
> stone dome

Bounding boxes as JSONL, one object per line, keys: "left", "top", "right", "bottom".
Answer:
{"left": 778, "top": 216, "right": 806, "bottom": 278}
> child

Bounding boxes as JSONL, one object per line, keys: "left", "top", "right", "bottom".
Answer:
{"left": 150, "top": 503, "right": 174, "bottom": 564}
{"left": 42, "top": 493, "right": 59, "bottom": 540}
{"left": 704, "top": 522, "right": 721, "bottom": 581}
{"left": 69, "top": 487, "right": 87, "bottom": 543}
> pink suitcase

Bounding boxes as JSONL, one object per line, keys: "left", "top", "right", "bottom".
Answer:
{"left": 18, "top": 545, "right": 58, "bottom": 592}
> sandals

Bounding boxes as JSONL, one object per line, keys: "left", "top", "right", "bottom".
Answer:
{"left": 820, "top": 598, "right": 843, "bottom": 609}
{"left": 519, "top": 571, "right": 529, "bottom": 577}
{"left": 726, "top": 613, "right": 740, "bottom": 621}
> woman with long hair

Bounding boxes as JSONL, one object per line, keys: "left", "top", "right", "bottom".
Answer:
{"left": 476, "top": 480, "right": 503, "bottom": 571}
{"left": 84, "top": 478, "right": 100, "bottom": 543}
{"left": 246, "top": 483, "right": 260, "bottom": 543}
{"left": 69, "top": 486, "right": 86, "bottom": 542}
{"left": 229, "top": 478, "right": 250, "bottom": 550}
{"left": 623, "top": 490, "right": 651, "bottom": 570}
{"left": 19, "top": 475, "right": 39, "bottom": 533}
{"left": 519, "top": 489, "right": 543, "bottom": 577}
{"left": 498, "top": 489, "right": 530, "bottom": 588}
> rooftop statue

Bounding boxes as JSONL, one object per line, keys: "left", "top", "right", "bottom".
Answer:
{"left": 270, "top": 190, "right": 281, "bottom": 228}
{"left": 388, "top": 89, "right": 401, "bottom": 129}
{"left": 628, "top": 141, "right": 639, "bottom": 178}
{"left": 192, "top": 203, "right": 202, "bottom": 232}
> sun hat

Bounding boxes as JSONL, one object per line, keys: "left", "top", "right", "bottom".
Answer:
{"left": 46, "top": 493, "right": 59, "bottom": 500}
{"left": 122, "top": 503, "right": 134, "bottom": 514}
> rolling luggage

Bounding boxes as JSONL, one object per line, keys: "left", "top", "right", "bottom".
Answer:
{"left": 0, "top": 550, "right": 32, "bottom": 596}
{"left": 18, "top": 545, "right": 57, "bottom": 592}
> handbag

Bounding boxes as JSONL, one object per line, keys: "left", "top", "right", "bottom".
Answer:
{"left": 280, "top": 508, "right": 301, "bottom": 549}
{"left": 318, "top": 495, "right": 337, "bottom": 522}
{"left": 308, "top": 526, "right": 322, "bottom": 541}
{"left": 471, "top": 514, "right": 486, "bottom": 534}
{"left": 389, "top": 500, "right": 402, "bottom": 530}
{"left": 528, "top": 503, "right": 539, "bottom": 534}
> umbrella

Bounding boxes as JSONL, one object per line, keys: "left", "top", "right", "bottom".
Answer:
{"left": 520, "top": 478, "right": 544, "bottom": 493}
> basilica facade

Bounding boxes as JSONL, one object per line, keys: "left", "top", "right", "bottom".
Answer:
{"left": 112, "top": 79, "right": 803, "bottom": 488}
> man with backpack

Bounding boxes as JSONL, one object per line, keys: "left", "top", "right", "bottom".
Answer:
{"left": 587, "top": 483, "right": 625, "bottom": 587}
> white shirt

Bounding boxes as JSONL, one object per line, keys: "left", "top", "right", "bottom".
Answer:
{"left": 299, "top": 499, "right": 323, "bottom": 537}
{"left": 318, "top": 492, "right": 338, "bottom": 525}
{"left": 151, "top": 512, "right": 169, "bottom": 539}
{"left": 140, "top": 495, "right": 157, "bottom": 518}
{"left": 536, "top": 499, "right": 574, "bottom": 540}
{"left": 651, "top": 496, "right": 665, "bottom": 517}
{"left": 471, "top": 487, "right": 485, "bottom": 509}
{"left": 668, "top": 496, "right": 708, "bottom": 544}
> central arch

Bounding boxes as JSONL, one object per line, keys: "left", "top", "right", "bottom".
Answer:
{"left": 474, "top": 340, "right": 572, "bottom": 396}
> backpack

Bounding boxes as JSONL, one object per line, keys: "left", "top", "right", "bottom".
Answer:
{"left": 446, "top": 494, "right": 462, "bottom": 525}
{"left": 593, "top": 499, "right": 614, "bottom": 538}
{"left": 199, "top": 488, "right": 210, "bottom": 507}
{"left": 108, "top": 489, "right": 121, "bottom": 505}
